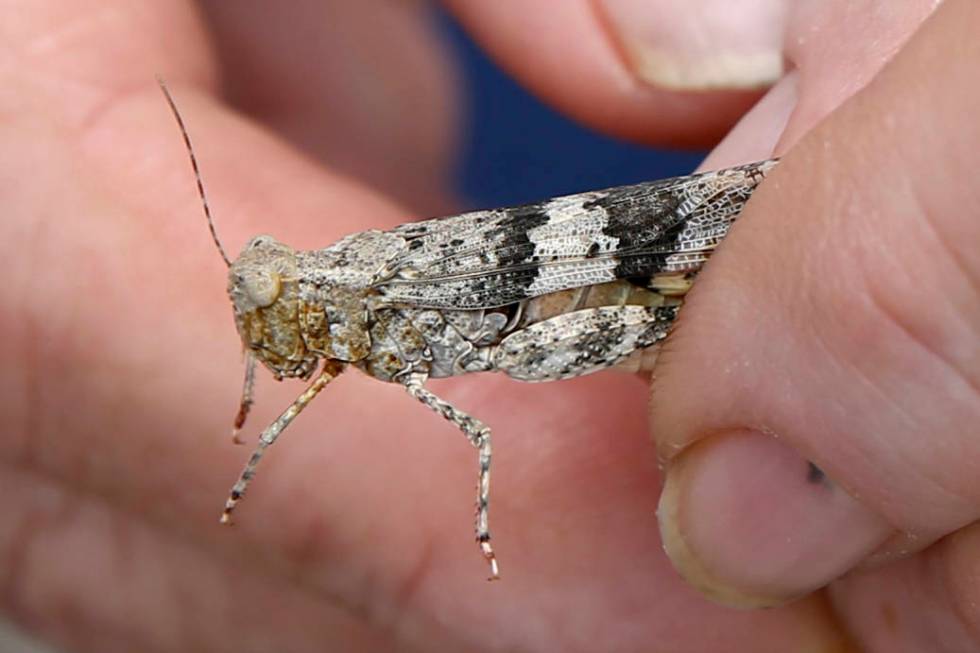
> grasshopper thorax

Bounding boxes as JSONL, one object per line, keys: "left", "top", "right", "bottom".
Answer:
{"left": 229, "top": 235, "right": 320, "bottom": 379}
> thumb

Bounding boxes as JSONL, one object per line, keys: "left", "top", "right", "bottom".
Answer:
{"left": 651, "top": 0, "right": 980, "bottom": 608}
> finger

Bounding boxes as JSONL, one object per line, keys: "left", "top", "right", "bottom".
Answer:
{"left": 1, "top": 7, "right": 852, "bottom": 652}
{"left": 779, "top": 0, "right": 944, "bottom": 148}
{"left": 831, "top": 523, "right": 980, "bottom": 653}
{"left": 0, "top": 2, "right": 219, "bottom": 120}
{"left": 444, "top": 0, "right": 785, "bottom": 146}
{"left": 0, "top": 466, "right": 405, "bottom": 653}
{"left": 701, "top": 0, "right": 940, "bottom": 169}
{"left": 829, "top": 520, "right": 980, "bottom": 652}
{"left": 197, "top": 0, "right": 459, "bottom": 213}
{"left": 650, "top": 0, "right": 980, "bottom": 608}
{"left": 1, "top": 83, "right": 850, "bottom": 651}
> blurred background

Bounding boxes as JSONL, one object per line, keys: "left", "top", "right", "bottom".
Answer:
{"left": 0, "top": 8, "right": 705, "bottom": 653}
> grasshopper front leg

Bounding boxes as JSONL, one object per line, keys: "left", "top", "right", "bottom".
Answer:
{"left": 221, "top": 360, "right": 346, "bottom": 524}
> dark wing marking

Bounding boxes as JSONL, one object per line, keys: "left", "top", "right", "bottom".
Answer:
{"left": 374, "top": 160, "right": 777, "bottom": 309}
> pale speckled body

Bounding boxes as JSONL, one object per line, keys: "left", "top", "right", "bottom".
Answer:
{"left": 231, "top": 160, "right": 778, "bottom": 385}
{"left": 219, "top": 159, "right": 779, "bottom": 579}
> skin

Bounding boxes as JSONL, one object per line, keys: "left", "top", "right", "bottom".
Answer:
{"left": 1, "top": 1, "right": 976, "bottom": 652}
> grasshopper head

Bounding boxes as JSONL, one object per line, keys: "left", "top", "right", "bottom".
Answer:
{"left": 228, "top": 235, "right": 318, "bottom": 379}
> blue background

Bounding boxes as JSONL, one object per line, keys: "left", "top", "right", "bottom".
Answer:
{"left": 441, "top": 14, "right": 706, "bottom": 209}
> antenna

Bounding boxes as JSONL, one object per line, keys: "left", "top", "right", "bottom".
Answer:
{"left": 157, "top": 76, "right": 232, "bottom": 267}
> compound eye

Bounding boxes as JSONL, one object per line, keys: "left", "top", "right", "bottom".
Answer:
{"left": 243, "top": 269, "right": 281, "bottom": 307}
{"left": 245, "top": 234, "right": 277, "bottom": 250}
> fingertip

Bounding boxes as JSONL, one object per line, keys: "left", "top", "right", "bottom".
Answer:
{"left": 597, "top": 0, "right": 786, "bottom": 92}
{"left": 445, "top": 0, "right": 774, "bottom": 147}
{"left": 658, "top": 430, "right": 892, "bottom": 607}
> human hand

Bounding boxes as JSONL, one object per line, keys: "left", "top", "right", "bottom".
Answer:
{"left": 645, "top": 3, "right": 980, "bottom": 651}
{"left": 2, "top": 2, "right": 974, "bottom": 653}
{"left": 453, "top": 1, "right": 977, "bottom": 651}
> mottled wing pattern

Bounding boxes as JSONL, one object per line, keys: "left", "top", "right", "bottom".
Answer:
{"left": 375, "top": 160, "right": 777, "bottom": 309}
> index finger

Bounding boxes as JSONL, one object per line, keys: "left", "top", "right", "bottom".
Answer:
{"left": 444, "top": 0, "right": 784, "bottom": 146}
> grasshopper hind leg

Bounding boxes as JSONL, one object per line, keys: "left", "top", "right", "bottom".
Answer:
{"left": 402, "top": 372, "right": 499, "bottom": 580}
{"left": 492, "top": 304, "right": 679, "bottom": 382}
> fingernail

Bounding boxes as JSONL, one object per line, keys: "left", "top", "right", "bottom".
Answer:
{"left": 658, "top": 430, "right": 893, "bottom": 607}
{"left": 598, "top": 0, "right": 786, "bottom": 90}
